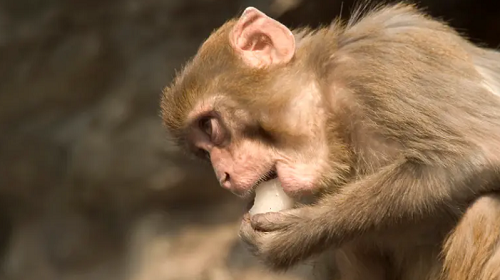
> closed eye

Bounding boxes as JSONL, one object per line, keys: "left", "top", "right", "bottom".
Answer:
{"left": 199, "top": 117, "right": 213, "bottom": 137}
{"left": 198, "top": 116, "right": 225, "bottom": 145}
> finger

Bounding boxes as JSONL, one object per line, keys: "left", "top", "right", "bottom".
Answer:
{"left": 239, "top": 217, "right": 260, "bottom": 248}
{"left": 242, "top": 213, "right": 251, "bottom": 222}
{"left": 251, "top": 212, "right": 289, "bottom": 232}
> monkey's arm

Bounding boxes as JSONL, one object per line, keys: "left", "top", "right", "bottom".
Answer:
{"left": 240, "top": 157, "right": 499, "bottom": 270}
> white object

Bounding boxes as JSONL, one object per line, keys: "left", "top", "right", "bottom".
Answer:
{"left": 249, "top": 178, "right": 294, "bottom": 215}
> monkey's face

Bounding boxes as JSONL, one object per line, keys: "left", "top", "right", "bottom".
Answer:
{"left": 175, "top": 93, "right": 333, "bottom": 198}
{"left": 162, "top": 7, "right": 349, "bottom": 199}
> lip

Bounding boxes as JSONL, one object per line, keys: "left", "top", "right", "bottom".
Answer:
{"left": 244, "top": 166, "right": 279, "bottom": 207}
{"left": 251, "top": 167, "right": 278, "bottom": 188}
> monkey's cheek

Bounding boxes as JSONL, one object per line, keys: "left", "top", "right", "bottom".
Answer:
{"left": 276, "top": 166, "right": 317, "bottom": 195}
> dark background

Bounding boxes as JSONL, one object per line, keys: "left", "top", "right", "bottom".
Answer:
{"left": 0, "top": 0, "right": 498, "bottom": 279}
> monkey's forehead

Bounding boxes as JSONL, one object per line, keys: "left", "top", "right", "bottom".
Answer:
{"left": 160, "top": 70, "right": 222, "bottom": 140}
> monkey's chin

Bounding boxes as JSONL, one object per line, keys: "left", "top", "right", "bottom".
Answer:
{"left": 248, "top": 178, "right": 295, "bottom": 215}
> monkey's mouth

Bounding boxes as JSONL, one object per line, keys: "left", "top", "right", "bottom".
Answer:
{"left": 255, "top": 168, "right": 278, "bottom": 186}
{"left": 245, "top": 168, "right": 278, "bottom": 211}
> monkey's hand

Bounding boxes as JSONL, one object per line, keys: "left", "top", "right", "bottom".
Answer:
{"left": 239, "top": 208, "right": 326, "bottom": 271}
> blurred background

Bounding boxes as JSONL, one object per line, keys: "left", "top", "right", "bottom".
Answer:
{"left": 0, "top": 0, "right": 498, "bottom": 279}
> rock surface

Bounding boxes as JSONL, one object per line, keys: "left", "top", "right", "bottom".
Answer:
{"left": 0, "top": 0, "right": 498, "bottom": 279}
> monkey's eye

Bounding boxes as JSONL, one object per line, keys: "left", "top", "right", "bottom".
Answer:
{"left": 199, "top": 117, "right": 213, "bottom": 137}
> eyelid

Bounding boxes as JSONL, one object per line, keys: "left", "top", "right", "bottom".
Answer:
{"left": 192, "top": 112, "right": 226, "bottom": 146}
{"left": 200, "top": 117, "right": 212, "bottom": 135}
{"left": 210, "top": 118, "right": 224, "bottom": 145}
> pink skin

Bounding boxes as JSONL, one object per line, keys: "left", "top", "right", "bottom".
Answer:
{"left": 188, "top": 114, "right": 273, "bottom": 196}
{"left": 210, "top": 143, "right": 275, "bottom": 197}
{"left": 190, "top": 114, "right": 320, "bottom": 198}
{"left": 275, "top": 161, "right": 317, "bottom": 195}
{"left": 230, "top": 7, "right": 295, "bottom": 68}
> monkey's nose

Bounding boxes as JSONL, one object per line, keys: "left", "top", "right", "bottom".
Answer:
{"left": 219, "top": 172, "right": 231, "bottom": 189}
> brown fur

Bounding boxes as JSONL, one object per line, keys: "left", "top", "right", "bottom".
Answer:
{"left": 441, "top": 194, "right": 500, "bottom": 280}
{"left": 161, "top": 3, "right": 500, "bottom": 280}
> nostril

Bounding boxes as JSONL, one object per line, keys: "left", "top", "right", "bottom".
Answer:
{"left": 219, "top": 172, "right": 231, "bottom": 189}
{"left": 221, "top": 172, "right": 230, "bottom": 183}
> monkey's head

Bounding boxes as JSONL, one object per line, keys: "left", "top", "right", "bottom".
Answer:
{"left": 161, "top": 7, "right": 350, "bottom": 198}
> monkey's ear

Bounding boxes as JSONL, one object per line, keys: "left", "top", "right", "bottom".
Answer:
{"left": 231, "top": 7, "right": 295, "bottom": 68}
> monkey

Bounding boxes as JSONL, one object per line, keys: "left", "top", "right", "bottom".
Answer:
{"left": 160, "top": 3, "right": 500, "bottom": 280}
